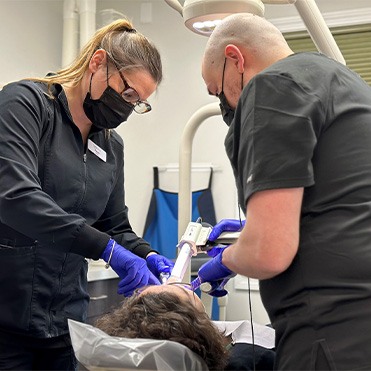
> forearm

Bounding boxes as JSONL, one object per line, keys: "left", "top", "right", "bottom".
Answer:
{"left": 222, "top": 188, "right": 302, "bottom": 279}
{"left": 222, "top": 239, "right": 287, "bottom": 280}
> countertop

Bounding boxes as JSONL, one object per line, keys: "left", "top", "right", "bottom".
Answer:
{"left": 87, "top": 260, "right": 118, "bottom": 282}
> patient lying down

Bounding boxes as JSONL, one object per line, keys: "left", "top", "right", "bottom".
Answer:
{"left": 95, "top": 283, "right": 275, "bottom": 371}
{"left": 95, "top": 282, "right": 228, "bottom": 370}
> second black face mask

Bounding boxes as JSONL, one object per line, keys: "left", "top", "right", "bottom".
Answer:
{"left": 218, "top": 91, "right": 235, "bottom": 127}
{"left": 83, "top": 85, "right": 134, "bottom": 130}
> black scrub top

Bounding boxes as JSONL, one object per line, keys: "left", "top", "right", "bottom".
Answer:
{"left": 225, "top": 52, "right": 371, "bottom": 368}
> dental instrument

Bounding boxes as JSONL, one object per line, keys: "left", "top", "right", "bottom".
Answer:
{"left": 166, "top": 217, "right": 206, "bottom": 283}
{"left": 165, "top": 218, "right": 240, "bottom": 293}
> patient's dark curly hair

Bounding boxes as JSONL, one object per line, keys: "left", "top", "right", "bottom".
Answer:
{"left": 95, "top": 290, "right": 228, "bottom": 370}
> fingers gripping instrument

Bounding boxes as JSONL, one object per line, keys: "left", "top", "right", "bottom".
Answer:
{"left": 163, "top": 219, "right": 239, "bottom": 293}
{"left": 192, "top": 222, "right": 240, "bottom": 294}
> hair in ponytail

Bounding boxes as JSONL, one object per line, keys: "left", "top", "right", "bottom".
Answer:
{"left": 30, "top": 17, "right": 162, "bottom": 89}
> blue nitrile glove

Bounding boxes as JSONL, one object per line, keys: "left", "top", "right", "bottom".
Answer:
{"left": 206, "top": 245, "right": 228, "bottom": 258}
{"left": 207, "top": 278, "right": 230, "bottom": 297}
{"left": 101, "top": 239, "right": 160, "bottom": 297}
{"left": 146, "top": 253, "right": 175, "bottom": 280}
{"left": 192, "top": 276, "right": 230, "bottom": 297}
{"left": 191, "top": 248, "right": 236, "bottom": 297}
{"left": 208, "top": 218, "right": 246, "bottom": 242}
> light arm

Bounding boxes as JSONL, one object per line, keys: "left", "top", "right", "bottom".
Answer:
{"left": 294, "top": 0, "right": 346, "bottom": 64}
{"left": 178, "top": 102, "right": 221, "bottom": 283}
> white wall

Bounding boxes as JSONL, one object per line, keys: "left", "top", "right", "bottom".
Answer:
{"left": 1, "top": 0, "right": 370, "bottom": 324}
{"left": 0, "top": 0, "right": 63, "bottom": 86}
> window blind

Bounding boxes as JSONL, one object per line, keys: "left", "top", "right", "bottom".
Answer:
{"left": 284, "top": 25, "right": 371, "bottom": 85}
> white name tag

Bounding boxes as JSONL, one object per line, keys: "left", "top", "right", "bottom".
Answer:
{"left": 88, "top": 139, "right": 107, "bottom": 162}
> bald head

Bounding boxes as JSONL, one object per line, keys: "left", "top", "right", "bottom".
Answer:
{"left": 202, "top": 13, "right": 293, "bottom": 82}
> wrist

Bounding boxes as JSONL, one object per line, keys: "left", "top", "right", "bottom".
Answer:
{"left": 101, "top": 239, "right": 116, "bottom": 265}
{"left": 217, "top": 249, "right": 233, "bottom": 275}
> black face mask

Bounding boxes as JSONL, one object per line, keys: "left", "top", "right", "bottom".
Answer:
{"left": 219, "top": 91, "right": 235, "bottom": 127}
{"left": 83, "top": 74, "right": 134, "bottom": 130}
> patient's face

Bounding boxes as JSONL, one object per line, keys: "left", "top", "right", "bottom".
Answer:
{"left": 140, "top": 283, "right": 206, "bottom": 313}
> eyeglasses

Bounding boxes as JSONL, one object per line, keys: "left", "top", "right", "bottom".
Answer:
{"left": 106, "top": 52, "right": 152, "bottom": 114}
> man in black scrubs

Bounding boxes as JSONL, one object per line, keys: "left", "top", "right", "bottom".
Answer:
{"left": 194, "top": 13, "right": 371, "bottom": 370}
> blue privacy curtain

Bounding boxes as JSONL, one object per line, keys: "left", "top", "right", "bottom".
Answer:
{"left": 143, "top": 167, "right": 217, "bottom": 259}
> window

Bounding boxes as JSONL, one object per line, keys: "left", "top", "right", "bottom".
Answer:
{"left": 285, "top": 25, "right": 371, "bottom": 85}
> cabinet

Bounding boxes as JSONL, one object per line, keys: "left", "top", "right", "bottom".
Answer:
{"left": 86, "top": 277, "right": 123, "bottom": 325}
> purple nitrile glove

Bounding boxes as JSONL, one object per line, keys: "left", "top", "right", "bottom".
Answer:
{"left": 146, "top": 254, "right": 175, "bottom": 280}
{"left": 206, "top": 245, "right": 228, "bottom": 258}
{"left": 101, "top": 239, "right": 160, "bottom": 297}
{"left": 208, "top": 219, "right": 246, "bottom": 242}
{"left": 190, "top": 248, "right": 236, "bottom": 297}
{"left": 192, "top": 276, "right": 230, "bottom": 297}
{"left": 207, "top": 278, "right": 230, "bottom": 297}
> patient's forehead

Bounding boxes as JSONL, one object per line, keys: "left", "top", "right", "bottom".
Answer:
{"left": 140, "top": 285, "right": 205, "bottom": 313}
{"left": 140, "top": 284, "right": 189, "bottom": 298}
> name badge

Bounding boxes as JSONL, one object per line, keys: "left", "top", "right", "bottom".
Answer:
{"left": 88, "top": 139, "right": 107, "bottom": 162}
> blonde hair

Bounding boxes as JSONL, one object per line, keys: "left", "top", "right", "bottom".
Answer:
{"left": 31, "top": 18, "right": 162, "bottom": 89}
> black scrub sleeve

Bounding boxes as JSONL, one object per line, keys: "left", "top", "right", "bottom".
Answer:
{"left": 91, "top": 143, "right": 155, "bottom": 259}
{"left": 234, "top": 73, "right": 323, "bottom": 205}
{"left": 70, "top": 223, "right": 111, "bottom": 259}
{"left": 0, "top": 81, "right": 109, "bottom": 259}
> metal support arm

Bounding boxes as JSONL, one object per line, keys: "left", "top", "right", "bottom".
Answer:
{"left": 178, "top": 102, "right": 221, "bottom": 242}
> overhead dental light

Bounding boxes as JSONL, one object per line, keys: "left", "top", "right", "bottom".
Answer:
{"left": 165, "top": 0, "right": 265, "bottom": 36}
{"left": 164, "top": 0, "right": 345, "bottom": 64}
{"left": 186, "top": 0, "right": 265, "bottom": 36}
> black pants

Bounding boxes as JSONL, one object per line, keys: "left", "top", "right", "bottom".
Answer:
{"left": 0, "top": 329, "right": 77, "bottom": 370}
{"left": 226, "top": 343, "right": 275, "bottom": 371}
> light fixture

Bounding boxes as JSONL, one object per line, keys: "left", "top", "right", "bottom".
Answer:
{"left": 164, "top": 0, "right": 345, "bottom": 64}
{"left": 182, "top": 0, "right": 265, "bottom": 36}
